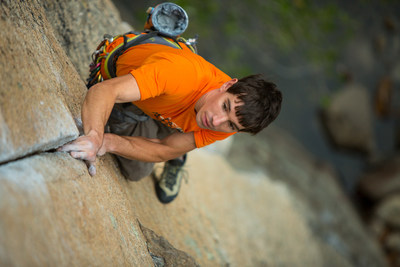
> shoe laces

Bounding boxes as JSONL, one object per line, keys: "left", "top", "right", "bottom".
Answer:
{"left": 164, "top": 165, "right": 188, "bottom": 190}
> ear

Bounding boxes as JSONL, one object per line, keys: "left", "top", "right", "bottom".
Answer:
{"left": 220, "top": 78, "right": 238, "bottom": 92}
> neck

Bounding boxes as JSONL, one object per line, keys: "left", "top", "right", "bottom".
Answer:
{"left": 194, "top": 89, "right": 217, "bottom": 113}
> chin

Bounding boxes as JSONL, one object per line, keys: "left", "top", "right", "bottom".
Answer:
{"left": 195, "top": 113, "right": 204, "bottom": 129}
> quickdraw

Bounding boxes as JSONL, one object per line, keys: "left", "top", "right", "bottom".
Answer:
{"left": 86, "top": 34, "right": 114, "bottom": 88}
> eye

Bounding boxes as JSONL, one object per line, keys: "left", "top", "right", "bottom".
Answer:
{"left": 222, "top": 102, "right": 227, "bottom": 111}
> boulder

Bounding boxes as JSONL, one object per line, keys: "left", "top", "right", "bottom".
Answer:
{"left": 320, "top": 82, "right": 376, "bottom": 155}
{"left": 376, "top": 194, "right": 400, "bottom": 229}
{"left": 0, "top": 0, "right": 83, "bottom": 164}
{"left": 385, "top": 233, "right": 400, "bottom": 266}
{"left": 371, "top": 194, "right": 400, "bottom": 266}
{"left": 358, "top": 155, "right": 400, "bottom": 201}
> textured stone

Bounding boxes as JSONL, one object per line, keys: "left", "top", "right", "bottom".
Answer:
{"left": 0, "top": 153, "right": 153, "bottom": 266}
{"left": 43, "top": 0, "right": 132, "bottom": 79}
{"left": 130, "top": 149, "right": 355, "bottom": 267}
{"left": 0, "top": 0, "right": 84, "bottom": 163}
{"left": 139, "top": 222, "right": 200, "bottom": 267}
{"left": 227, "top": 126, "right": 387, "bottom": 267}
{"left": 0, "top": 148, "right": 355, "bottom": 267}
{"left": 320, "top": 83, "right": 375, "bottom": 155}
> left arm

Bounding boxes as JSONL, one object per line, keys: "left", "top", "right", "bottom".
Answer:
{"left": 99, "top": 131, "right": 196, "bottom": 162}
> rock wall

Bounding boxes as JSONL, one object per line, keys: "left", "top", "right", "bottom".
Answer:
{"left": 0, "top": 0, "right": 388, "bottom": 266}
{"left": 0, "top": 0, "right": 82, "bottom": 164}
{"left": 227, "top": 126, "right": 388, "bottom": 266}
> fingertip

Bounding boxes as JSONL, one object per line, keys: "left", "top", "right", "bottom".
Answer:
{"left": 88, "top": 165, "right": 96, "bottom": 176}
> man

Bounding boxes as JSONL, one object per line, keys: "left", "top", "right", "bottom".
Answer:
{"left": 59, "top": 31, "right": 282, "bottom": 204}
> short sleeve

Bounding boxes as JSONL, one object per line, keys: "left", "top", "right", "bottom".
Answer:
{"left": 129, "top": 52, "right": 198, "bottom": 100}
{"left": 194, "top": 130, "right": 235, "bottom": 148}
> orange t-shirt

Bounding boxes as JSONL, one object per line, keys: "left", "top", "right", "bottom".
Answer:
{"left": 113, "top": 41, "right": 235, "bottom": 148}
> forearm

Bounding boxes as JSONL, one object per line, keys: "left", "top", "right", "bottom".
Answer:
{"left": 82, "top": 83, "right": 117, "bottom": 145}
{"left": 81, "top": 74, "right": 141, "bottom": 146}
{"left": 60, "top": 75, "right": 141, "bottom": 176}
{"left": 103, "top": 133, "right": 190, "bottom": 163}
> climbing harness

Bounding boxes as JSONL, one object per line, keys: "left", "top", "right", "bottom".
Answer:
{"left": 86, "top": 2, "right": 197, "bottom": 88}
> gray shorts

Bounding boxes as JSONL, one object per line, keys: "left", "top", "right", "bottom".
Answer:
{"left": 106, "top": 103, "right": 176, "bottom": 181}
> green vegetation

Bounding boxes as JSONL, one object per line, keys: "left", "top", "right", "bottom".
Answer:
{"left": 172, "top": 0, "right": 356, "bottom": 77}
{"left": 124, "top": 1, "right": 356, "bottom": 78}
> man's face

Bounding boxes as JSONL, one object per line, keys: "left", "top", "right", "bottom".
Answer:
{"left": 195, "top": 79, "right": 244, "bottom": 133}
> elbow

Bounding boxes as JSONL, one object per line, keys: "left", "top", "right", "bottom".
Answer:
{"left": 86, "top": 82, "right": 117, "bottom": 102}
{"left": 154, "top": 154, "right": 171, "bottom": 163}
{"left": 154, "top": 148, "right": 181, "bottom": 163}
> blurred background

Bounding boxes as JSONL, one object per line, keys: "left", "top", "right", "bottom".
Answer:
{"left": 113, "top": 0, "right": 400, "bottom": 199}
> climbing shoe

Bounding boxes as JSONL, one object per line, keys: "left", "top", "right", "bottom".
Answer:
{"left": 155, "top": 154, "right": 187, "bottom": 204}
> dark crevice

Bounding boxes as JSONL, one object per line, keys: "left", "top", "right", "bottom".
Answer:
{"left": 0, "top": 147, "right": 63, "bottom": 167}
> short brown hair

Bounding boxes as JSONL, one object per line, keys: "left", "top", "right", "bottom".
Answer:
{"left": 227, "top": 74, "right": 282, "bottom": 134}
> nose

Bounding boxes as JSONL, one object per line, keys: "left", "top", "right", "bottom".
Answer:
{"left": 212, "top": 113, "right": 228, "bottom": 127}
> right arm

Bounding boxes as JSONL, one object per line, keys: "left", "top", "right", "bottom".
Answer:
{"left": 59, "top": 74, "right": 141, "bottom": 174}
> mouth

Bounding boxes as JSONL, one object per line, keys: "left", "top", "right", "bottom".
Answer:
{"left": 202, "top": 113, "right": 210, "bottom": 128}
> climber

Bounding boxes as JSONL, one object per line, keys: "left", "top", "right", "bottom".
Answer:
{"left": 58, "top": 3, "right": 282, "bottom": 204}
